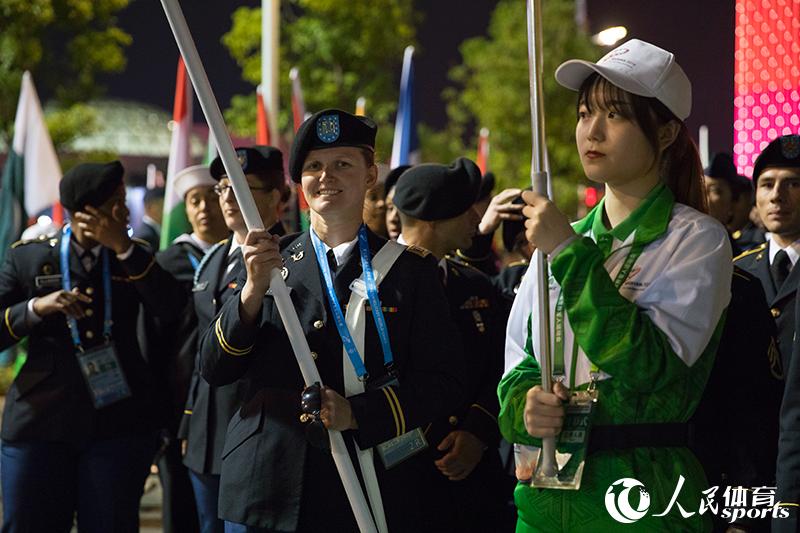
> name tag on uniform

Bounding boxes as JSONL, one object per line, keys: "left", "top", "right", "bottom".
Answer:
{"left": 76, "top": 342, "right": 132, "bottom": 409}
{"left": 35, "top": 274, "right": 63, "bottom": 288}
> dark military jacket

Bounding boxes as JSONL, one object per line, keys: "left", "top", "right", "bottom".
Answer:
{"left": 417, "top": 257, "right": 508, "bottom": 533}
{"left": 0, "top": 232, "right": 185, "bottom": 445}
{"left": 775, "top": 293, "right": 800, "bottom": 532}
{"left": 141, "top": 235, "right": 207, "bottom": 435}
{"left": 734, "top": 242, "right": 796, "bottom": 372}
{"left": 181, "top": 224, "right": 284, "bottom": 476}
{"left": 426, "top": 257, "right": 503, "bottom": 448}
{"left": 198, "top": 228, "right": 466, "bottom": 531}
{"left": 690, "top": 267, "right": 782, "bottom": 486}
{"left": 731, "top": 222, "right": 766, "bottom": 257}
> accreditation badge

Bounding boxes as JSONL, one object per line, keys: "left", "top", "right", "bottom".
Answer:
{"left": 532, "top": 387, "right": 597, "bottom": 490}
{"left": 369, "top": 374, "right": 429, "bottom": 469}
{"left": 76, "top": 342, "right": 132, "bottom": 409}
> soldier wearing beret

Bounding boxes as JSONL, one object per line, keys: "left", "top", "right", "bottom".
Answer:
{"left": 392, "top": 158, "right": 511, "bottom": 532}
{"left": 178, "top": 146, "right": 286, "bottom": 533}
{"left": 454, "top": 172, "right": 503, "bottom": 276}
{"left": 383, "top": 164, "right": 410, "bottom": 241}
{"left": 0, "top": 161, "right": 186, "bottom": 532}
{"left": 703, "top": 152, "right": 759, "bottom": 256}
{"left": 492, "top": 191, "right": 532, "bottom": 312}
{"left": 734, "top": 134, "right": 800, "bottom": 374}
{"left": 142, "top": 164, "right": 227, "bottom": 533}
{"left": 198, "top": 109, "right": 465, "bottom": 532}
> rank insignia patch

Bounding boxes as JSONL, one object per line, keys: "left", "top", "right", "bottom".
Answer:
{"left": 780, "top": 135, "right": 800, "bottom": 159}
{"left": 316, "top": 114, "right": 340, "bottom": 143}
{"left": 291, "top": 251, "right": 304, "bottom": 262}
{"left": 281, "top": 266, "right": 289, "bottom": 280}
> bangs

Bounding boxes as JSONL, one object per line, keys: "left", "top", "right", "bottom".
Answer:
{"left": 577, "top": 74, "right": 636, "bottom": 119}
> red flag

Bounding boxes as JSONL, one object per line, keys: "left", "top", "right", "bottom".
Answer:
{"left": 289, "top": 67, "right": 306, "bottom": 133}
{"left": 256, "top": 87, "right": 271, "bottom": 145}
{"left": 476, "top": 127, "right": 490, "bottom": 174}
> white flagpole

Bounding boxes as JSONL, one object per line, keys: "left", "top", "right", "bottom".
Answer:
{"left": 158, "top": 1, "right": 377, "bottom": 531}
{"left": 262, "top": 0, "right": 280, "bottom": 144}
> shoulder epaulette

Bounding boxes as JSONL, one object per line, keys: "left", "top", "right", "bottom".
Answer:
{"left": 455, "top": 249, "right": 490, "bottom": 262}
{"left": 194, "top": 239, "right": 229, "bottom": 285}
{"left": 11, "top": 233, "right": 53, "bottom": 248}
{"left": 405, "top": 244, "right": 431, "bottom": 258}
{"left": 450, "top": 258, "right": 485, "bottom": 276}
{"left": 733, "top": 242, "right": 767, "bottom": 263}
{"left": 131, "top": 237, "right": 153, "bottom": 249}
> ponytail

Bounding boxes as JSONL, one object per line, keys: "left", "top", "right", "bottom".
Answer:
{"left": 660, "top": 122, "right": 707, "bottom": 213}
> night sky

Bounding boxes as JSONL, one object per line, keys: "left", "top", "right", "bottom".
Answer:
{"left": 103, "top": 0, "right": 733, "bottom": 155}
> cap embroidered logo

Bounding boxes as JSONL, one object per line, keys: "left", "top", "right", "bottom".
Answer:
{"left": 316, "top": 115, "right": 340, "bottom": 143}
{"left": 780, "top": 135, "right": 800, "bottom": 159}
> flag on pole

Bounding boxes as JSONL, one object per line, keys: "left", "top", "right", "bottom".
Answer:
{"left": 0, "top": 71, "right": 61, "bottom": 262}
{"left": 160, "top": 57, "right": 194, "bottom": 250}
{"left": 476, "top": 127, "right": 490, "bottom": 174}
{"left": 289, "top": 67, "right": 307, "bottom": 133}
{"left": 390, "top": 46, "right": 420, "bottom": 168}
{"left": 204, "top": 129, "right": 218, "bottom": 165}
{"left": 355, "top": 97, "right": 366, "bottom": 116}
{"left": 256, "top": 86, "right": 271, "bottom": 145}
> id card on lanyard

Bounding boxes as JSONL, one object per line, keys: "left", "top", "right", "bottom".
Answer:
{"left": 61, "top": 226, "right": 132, "bottom": 409}
{"left": 533, "top": 237, "right": 646, "bottom": 488}
{"left": 311, "top": 226, "right": 428, "bottom": 467}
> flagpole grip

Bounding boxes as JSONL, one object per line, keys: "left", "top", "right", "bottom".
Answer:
{"left": 527, "top": 0, "right": 558, "bottom": 479}
{"left": 159, "top": 1, "right": 378, "bottom": 531}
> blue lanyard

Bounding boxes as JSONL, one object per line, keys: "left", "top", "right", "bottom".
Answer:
{"left": 60, "top": 226, "right": 113, "bottom": 351}
{"left": 187, "top": 252, "right": 200, "bottom": 272}
{"left": 310, "top": 225, "right": 395, "bottom": 381}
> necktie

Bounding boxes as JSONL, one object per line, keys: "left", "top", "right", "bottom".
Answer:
{"left": 81, "top": 250, "right": 95, "bottom": 272}
{"left": 771, "top": 249, "right": 791, "bottom": 290}
{"left": 327, "top": 248, "right": 338, "bottom": 274}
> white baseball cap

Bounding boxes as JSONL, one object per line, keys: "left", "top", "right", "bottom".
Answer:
{"left": 174, "top": 165, "right": 216, "bottom": 199}
{"left": 555, "top": 39, "right": 691, "bottom": 120}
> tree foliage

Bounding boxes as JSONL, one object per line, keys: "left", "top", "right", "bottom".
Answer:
{"left": 442, "top": 0, "right": 601, "bottom": 214}
{"left": 222, "top": 0, "right": 418, "bottom": 157}
{"left": 0, "top": 0, "right": 131, "bottom": 148}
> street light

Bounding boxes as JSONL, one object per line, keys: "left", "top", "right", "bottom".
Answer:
{"left": 592, "top": 26, "right": 628, "bottom": 47}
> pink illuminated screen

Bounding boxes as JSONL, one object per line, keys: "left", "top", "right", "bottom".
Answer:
{"left": 734, "top": 0, "right": 800, "bottom": 177}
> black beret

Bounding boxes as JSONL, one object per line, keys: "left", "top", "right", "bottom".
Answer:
{"left": 753, "top": 134, "right": 800, "bottom": 183}
{"left": 393, "top": 158, "right": 482, "bottom": 221}
{"left": 289, "top": 109, "right": 377, "bottom": 183}
{"left": 384, "top": 165, "right": 411, "bottom": 199}
{"left": 210, "top": 145, "right": 284, "bottom": 183}
{"left": 60, "top": 161, "right": 124, "bottom": 212}
{"left": 704, "top": 153, "right": 752, "bottom": 195}
{"left": 502, "top": 191, "right": 529, "bottom": 252}
{"left": 477, "top": 172, "right": 496, "bottom": 201}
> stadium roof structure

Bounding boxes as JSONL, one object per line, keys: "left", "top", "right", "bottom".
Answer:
{"left": 61, "top": 99, "right": 206, "bottom": 158}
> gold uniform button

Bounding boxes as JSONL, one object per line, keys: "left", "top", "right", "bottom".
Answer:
{"left": 85, "top": 287, "right": 94, "bottom": 296}
{"left": 771, "top": 308, "right": 781, "bottom": 318}
{"left": 448, "top": 416, "right": 459, "bottom": 426}
{"left": 313, "top": 320, "right": 324, "bottom": 330}
{"left": 311, "top": 351, "right": 318, "bottom": 360}
{"left": 85, "top": 309, "right": 94, "bottom": 317}
{"left": 85, "top": 330, "right": 94, "bottom": 339}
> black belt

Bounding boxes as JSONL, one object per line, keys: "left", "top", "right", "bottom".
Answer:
{"left": 587, "top": 423, "right": 689, "bottom": 455}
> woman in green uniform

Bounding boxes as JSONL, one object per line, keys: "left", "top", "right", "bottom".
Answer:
{"left": 499, "top": 40, "right": 732, "bottom": 532}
